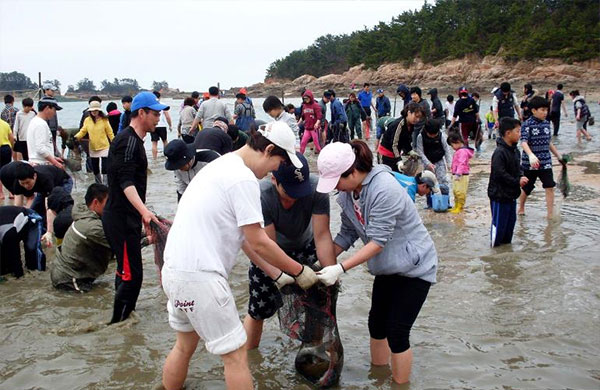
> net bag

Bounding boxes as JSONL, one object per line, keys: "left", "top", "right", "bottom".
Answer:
{"left": 148, "top": 216, "right": 172, "bottom": 274}
{"left": 558, "top": 154, "right": 572, "bottom": 198}
{"left": 278, "top": 280, "right": 343, "bottom": 388}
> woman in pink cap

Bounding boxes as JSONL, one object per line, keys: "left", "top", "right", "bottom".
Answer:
{"left": 315, "top": 140, "right": 438, "bottom": 385}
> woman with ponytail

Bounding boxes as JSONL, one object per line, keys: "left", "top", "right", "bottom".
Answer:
{"left": 315, "top": 140, "right": 438, "bottom": 385}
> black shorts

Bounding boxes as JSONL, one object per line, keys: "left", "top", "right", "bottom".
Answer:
{"left": 522, "top": 168, "right": 555, "bottom": 195}
{"left": 151, "top": 127, "right": 167, "bottom": 142}
{"left": 0, "top": 145, "right": 11, "bottom": 167}
{"left": 14, "top": 140, "right": 28, "bottom": 156}
{"left": 363, "top": 106, "right": 372, "bottom": 117}
{"left": 368, "top": 274, "right": 431, "bottom": 354}
{"left": 248, "top": 241, "right": 317, "bottom": 320}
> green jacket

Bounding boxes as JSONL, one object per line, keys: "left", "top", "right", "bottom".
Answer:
{"left": 345, "top": 101, "right": 364, "bottom": 122}
{"left": 50, "top": 203, "right": 112, "bottom": 287}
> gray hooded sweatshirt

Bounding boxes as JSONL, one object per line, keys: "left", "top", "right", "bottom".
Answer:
{"left": 334, "top": 164, "right": 437, "bottom": 283}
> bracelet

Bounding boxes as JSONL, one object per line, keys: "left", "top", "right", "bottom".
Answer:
{"left": 339, "top": 262, "right": 346, "bottom": 273}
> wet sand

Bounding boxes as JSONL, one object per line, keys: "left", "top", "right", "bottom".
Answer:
{"left": 1, "top": 104, "right": 599, "bottom": 389}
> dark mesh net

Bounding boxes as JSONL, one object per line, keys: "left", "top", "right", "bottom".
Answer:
{"left": 148, "top": 216, "right": 172, "bottom": 274}
{"left": 278, "top": 281, "right": 343, "bottom": 388}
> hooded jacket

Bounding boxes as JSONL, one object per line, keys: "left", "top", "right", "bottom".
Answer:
{"left": 488, "top": 137, "right": 522, "bottom": 202}
{"left": 451, "top": 146, "right": 475, "bottom": 175}
{"left": 428, "top": 88, "right": 444, "bottom": 119}
{"left": 50, "top": 203, "right": 112, "bottom": 287}
{"left": 301, "top": 90, "right": 323, "bottom": 131}
{"left": 334, "top": 164, "right": 437, "bottom": 283}
{"left": 397, "top": 84, "right": 411, "bottom": 106}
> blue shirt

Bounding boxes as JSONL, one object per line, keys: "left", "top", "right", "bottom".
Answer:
{"left": 520, "top": 116, "right": 552, "bottom": 170}
{"left": 330, "top": 98, "right": 348, "bottom": 126}
{"left": 392, "top": 172, "right": 417, "bottom": 202}
{"left": 357, "top": 90, "right": 372, "bottom": 108}
{"left": 376, "top": 96, "right": 391, "bottom": 117}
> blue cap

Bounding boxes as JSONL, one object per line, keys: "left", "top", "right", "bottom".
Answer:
{"left": 272, "top": 152, "right": 311, "bottom": 199}
{"left": 131, "top": 91, "right": 169, "bottom": 112}
{"left": 376, "top": 89, "right": 384, "bottom": 93}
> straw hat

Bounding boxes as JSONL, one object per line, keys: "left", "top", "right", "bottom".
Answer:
{"left": 88, "top": 101, "right": 103, "bottom": 112}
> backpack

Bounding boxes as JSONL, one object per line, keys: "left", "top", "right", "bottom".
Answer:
{"left": 235, "top": 102, "right": 254, "bottom": 132}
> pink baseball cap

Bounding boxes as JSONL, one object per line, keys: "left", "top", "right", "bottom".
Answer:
{"left": 316, "top": 142, "right": 356, "bottom": 193}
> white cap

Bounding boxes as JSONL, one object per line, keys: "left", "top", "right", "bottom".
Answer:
{"left": 259, "top": 121, "right": 302, "bottom": 168}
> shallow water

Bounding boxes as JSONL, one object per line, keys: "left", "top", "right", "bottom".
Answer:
{"left": 1, "top": 99, "right": 599, "bottom": 389}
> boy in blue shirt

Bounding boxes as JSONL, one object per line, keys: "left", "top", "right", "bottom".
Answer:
{"left": 357, "top": 83, "right": 376, "bottom": 139}
{"left": 518, "top": 96, "right": 563, "bottom": 219}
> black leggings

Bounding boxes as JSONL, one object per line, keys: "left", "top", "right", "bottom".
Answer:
{"left": 102, "top": 211, "right": 143, "bottom": 323}
{"left": 91, "top": 157, "right": 107, "bottom": 175}
{"left": 368, "top": 274, "right": 431, "bottom": 353}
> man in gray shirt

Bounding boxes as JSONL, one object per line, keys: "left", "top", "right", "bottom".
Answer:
{"left": 242, "top": 152, "right": 336, "bottom": 349}
{"left": 190, "top": 86, "right": 232, "bottom": 130}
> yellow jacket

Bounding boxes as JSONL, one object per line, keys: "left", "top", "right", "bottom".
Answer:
{"left": 75, "top": 116, "right": 114, "bottom": 151}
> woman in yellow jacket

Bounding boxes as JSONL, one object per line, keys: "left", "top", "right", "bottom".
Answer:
{"left": 75, "top": 101, "right": 114, "bottom": 184}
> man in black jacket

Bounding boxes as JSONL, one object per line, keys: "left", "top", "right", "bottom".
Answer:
{"left": 488, "top": 118, "right": 528, "bottom": 247}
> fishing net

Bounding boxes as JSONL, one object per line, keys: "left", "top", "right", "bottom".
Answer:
{"left": 401, "top": 150, "right": 421, "bottom": 176}
{"left": 278, "top": 277, "right": 343, "bottom": 388}
{"left": 558, "top": 154, "right": 572, "bottom": 198}
{"left": 148, "top": 216, "right": 172, "bottom": 278}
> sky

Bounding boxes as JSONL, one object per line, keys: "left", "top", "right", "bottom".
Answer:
{"left": 0, "top": 0, "right": 425, "bottom": 92}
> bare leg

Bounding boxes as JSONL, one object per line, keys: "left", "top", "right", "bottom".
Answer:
{"left": 152, "top": 141, "right": 158, "bottom": 159}
{"left": 221, "top": 346, "right": 253, "bottom": 390}
{"left": 391, "top": 348, "right": 413, "bottom": 384}
{"left": 582, "top": 129, "right": 592, "bottom": 140}
{"left": 576, "top": 129, "right": 582, "bottom": 142}
{"left": 545, "top": 187, "right": 555, "bottom": 219}
{"left": 518, "top": 189, "right": 527, "bottom": 215}
{"left": 370, "top": 337, "right": 391, "bottom": 365}
{"left": 162, "top": 331, "right": 200, "bottom": 390}
{"left": 242, "top": 315, "right": 263, "bottom": 350}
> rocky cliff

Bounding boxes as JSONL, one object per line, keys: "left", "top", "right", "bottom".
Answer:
{"left": 242, "top": 55, "right": 600, "bottom": 98}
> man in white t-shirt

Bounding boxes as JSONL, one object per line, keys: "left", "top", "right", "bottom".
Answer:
{"left": 27, "top": 98, "right": 64, "bottom": 168}
{"left": 161, "top": 121, "right": 318, "bottom": 390}
{"left": 444, "top": 94, "right": 455, "bottom": 129}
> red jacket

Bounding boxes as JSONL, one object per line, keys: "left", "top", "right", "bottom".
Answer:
{"left": 301, "top": 90, "right": 322, "bottom": 131}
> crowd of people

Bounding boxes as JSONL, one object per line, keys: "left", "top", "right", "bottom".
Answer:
{"left": 0, "top": 78, "right": 594, "bottom": 389}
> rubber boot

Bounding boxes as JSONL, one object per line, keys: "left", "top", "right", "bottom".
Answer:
{"left": 450, "top": 200, "right": 463, "bottom": 214}
{"left": 102, "top": 174, "right": 108, "bottom": 184}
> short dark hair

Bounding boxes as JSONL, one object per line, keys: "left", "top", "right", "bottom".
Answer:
{"left": 285, "top": 103, "right": 295, "bottom": 111}
{"left": 363, "top": 83, "right": 370, "bottom": 87}
{"left": 410, "top": 87, "right": 422, "bottom": 97}
{"left": 323, "top": 90, "right": 333, "bottom": 98}
{"left": 85, "top": 183, "right": 109, "bottom": 206}
{"left": 183, "top": 97, "right": 195, "bottom": 107}
{"left": 247, "top": 129, "right": 291, "bottom": 164}
{"left": 153, "top": 90, "right": 161, "bottom": 99}
{"left": 523, "top": 83, "right": 533, "bottom": 93}
{"left": 15, "top": 163, "right": 35, "bottom": 180}
{"left": 447, "top": 94, "right": 454, "bottom": 103}
{"left": 106, "top": 102, "right": 118, "bottom": 112}
{"left": 22, "top": 97, "right": 34, "bottom": 107}
{"left": 88, "top": 95, "right": 102, "bottom": 103}
{"left": 528, "top": 96, "right": 550, "bottom": 110}
{"left": 569, "top": 90, "right": 580, "bottom": 97}
{"left": 424, "top": 119, "right": 440, "bottom": 134}
{"left": 4, "top": 95, "right": 14, "bottom": 104}
{"left": 499, "top": 117, "right": 521, "bottom": 136}
{"left": 500, "top": 82, "right": 511, "bottom": 92}
{"left": 208, "top": 86, "right": 219, "bottom": 96}
{"left": 263, "top": 96, "right": 283, "bottom": 112}
{"left": 191, "top": 91, "right": 200, "bottom": 99}
{"left": 235, "top": 93, "right": 246, "bottom": 100}
{"left": 401, "top": 101, "right": 425, "bottom": 117}
{"left": 557, "top": 83, "right": 563, "bottom": 90}
{"left": 447, "top": 132, "right": 464, "bottom": 145}
{"left": 341, "top": 140, "right": 373, "bottom": 177}
{"left": 472, "top": 92, "right": 480, "bottom": 99}
{"left": 121, "top": 95, "right": 132, "bottom": 103}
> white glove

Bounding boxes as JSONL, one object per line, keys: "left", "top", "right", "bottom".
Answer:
{"left": 396, "top": 159, "right": 404, "bottom": 172}
{"left": 294, "top": 265, "right": 319, "bottom": 290}
{"left": 316, "top": 264, "right": 345, "bottom": 286}
{"left": 273, "top": 271, "right": 295, "bottom": 289}
{"left": 41, "top": 232, "right": 55, "bottom": 248}
{"left": 527, "top": 153, "right": 540, "bottom": 169}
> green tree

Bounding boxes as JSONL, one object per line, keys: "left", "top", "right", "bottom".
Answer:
{"left": 152, "top": 80, "right": 169, "bottom": 91}
{"left": 0, "top": 71, "right": 38, "bottom": 91}
{"left": 76, "top": 78, "right": 97, "bottom": 92}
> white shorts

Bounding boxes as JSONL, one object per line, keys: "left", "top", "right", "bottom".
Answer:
{"left": 161, "top": 267, "right": 247, "bottom": 356}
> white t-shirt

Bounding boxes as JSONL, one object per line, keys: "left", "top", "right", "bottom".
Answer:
{"left": 13, "top": 110, "right": 36, "bottom": 141}
{"left": 444, "top": 101, "right": 455, "bottom": 120}
{"left": 163, "top": 153, "right": 263, "bottom": 278}
{"left": 26, "top": 116, "right": 53, "bottom": 164}
{"left": 157, "top": 109, "right": 169, "bottom": 128}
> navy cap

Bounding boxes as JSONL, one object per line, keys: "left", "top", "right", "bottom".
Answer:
{"left": 39, "top": 96, "right": 62, "bottom": 111}
{"left": 272, "top": 152, "right": 311, "bottom": 199}
{"left": 164, "top": 139, "right": 195, "bottom": 170}
{"left": 131, "top": 91, "right": 169, "bottom": 112}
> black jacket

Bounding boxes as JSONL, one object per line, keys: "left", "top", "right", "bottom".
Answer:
{"left": 488, "top": 137, "right": 522, "bottom": 202}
